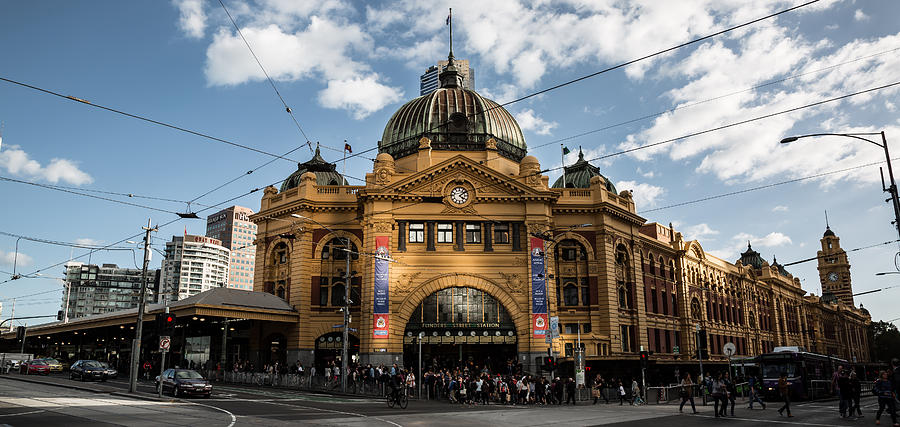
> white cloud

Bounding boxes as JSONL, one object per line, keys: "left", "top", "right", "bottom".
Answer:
{"left": 74, "top": 238, "right": 102, "bottom": 247}
{"left": 615, "top": 180, "right": 665, "bottom": 210}
{"left": 516, "top": 109, "right": 558, "bottom": 136}
{"left": 0, "top": 250, "right": 32, "bottom": 268}
{"left": 0, "top": 145, "right": 93, "bottom": 185}
{"left": 772, "top": 205, "right": 789, "bottom": 212}
{"left": 709, "top": 231, "right": 793, "bottom": 260}
{"left": 174, "top": 0, "right": 206, "bottom": 39}
{"left": 202, "top": 15, "right": 402, "bottom": 119}
{"left": 853, "top": 9, "right": 869, "bottom": 22}
{"left": 318, "top": 76, "right": 404, "bottom": 119}
{"left": 682, "top": 223, "right": 719, "bottom": 241}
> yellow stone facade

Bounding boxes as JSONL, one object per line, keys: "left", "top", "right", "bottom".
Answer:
{"left": 249, "top": 63, "right": 870, "bottom": 371}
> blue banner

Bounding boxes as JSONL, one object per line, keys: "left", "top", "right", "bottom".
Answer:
{"left": 373, "top": 236, "right": 390, "bottom": 314}
{"left": 530, "top": 237, "right": 547, "bottom": 314}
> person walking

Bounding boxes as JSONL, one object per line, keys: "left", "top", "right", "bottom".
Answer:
{"left": 631, "top": 378, "right": 641, "bottom": 405}
{"left": 618, "top": 381, "right": 627, "bottom": 405}
{"left": 848, "top": 371, "right": 862, "bottom": 418}
{"left": 748, "top": 375, "right": 766, "bottom": 410}
{"left": 874, "top": 370, "right": 898, "bottom": 426}
{"left": 833, "top": 365, "right": 846, "bottom": 417}
{"left": 566, "top": 377, "right": 577, "bottom": 405}
{"left": 777, "top": 372, "right": 793, "bottom": 418}
{"left": 838, "top": 368, "right": 852, "bottom": 418}
{"left": 678, "top": 372, "right": 698, "bottom": 414}
{"left": 592, "top": 375, "right": 606, "bottom": 404}
{"left": 711, "top": 372, "right": 725, "bottom": 418}
{"left": 724, "top": 371, "right": 737, "bottom": 416}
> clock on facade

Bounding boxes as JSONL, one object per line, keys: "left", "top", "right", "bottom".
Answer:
{"left": 450, "top": 186, "right": 469, "bottom": 204}
{"left": 827, "top": 272, "right": 839, "bottom": 282}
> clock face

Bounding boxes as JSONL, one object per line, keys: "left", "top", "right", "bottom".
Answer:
{"left": 827, "top": 272, "right": 839, "bottom": 282}
{"left": 450, "top": 186, "right": 469, "bottom": 204}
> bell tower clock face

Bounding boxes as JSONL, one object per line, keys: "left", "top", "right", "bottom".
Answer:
{"left": 827, "top": 272, "right": 839, "bottom": 282}
{"left": 450, "top": 186, "right": 469, "bottom": 205}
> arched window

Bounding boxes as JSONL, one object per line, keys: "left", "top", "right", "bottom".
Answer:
{"left": 691, "top": 298, "right": 702, "bottom": 320}
{"left": 648, "top": 254, "right": 656, "bottom": 275}
{"left": 272, "top": 242, "right": 289, "bottom": 265}
{"left": 563, "top": 283, "right": 579, "bottom": 306}
{"left": 669, "top": 260, "right": 676, "bottom": 280}
{"left": 321, "top": 238, "right": 359, "bottom": 260}
{"left": 658, "top": 256, "right": 665, "bottom": 277}
{"left": 276, "top": 286, "right": 285, "bottom": 299}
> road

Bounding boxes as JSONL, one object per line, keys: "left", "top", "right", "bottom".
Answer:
{"left": 0, "top": 373, "right": 885, "bottom": 426}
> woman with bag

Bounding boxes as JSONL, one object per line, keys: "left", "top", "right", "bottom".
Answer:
{"left": 679, "top": 372, "right": 698, "bottom": 414}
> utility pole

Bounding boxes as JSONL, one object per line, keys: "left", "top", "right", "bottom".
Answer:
{"left": 341, "top": 236, "right": 351, "bottom": 393}
{"left": 128, "top": 218, "right": 157, "bottom": 394}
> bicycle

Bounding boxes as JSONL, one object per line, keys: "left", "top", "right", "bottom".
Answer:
{"left": 386, "top": 387, "right": 409, "bottom": 409}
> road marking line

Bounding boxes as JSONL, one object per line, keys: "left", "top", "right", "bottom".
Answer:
{"left": 692, "top": 413, "right": 846, "bottom": 426}
{"left": 217, "top": 397, "right": 403, "bottom": 427}
{"left": 0, "top": 410, "right": 45, "bottom": 417}
{"left": 180, "top": 401, "right": 236, "bottom": 427}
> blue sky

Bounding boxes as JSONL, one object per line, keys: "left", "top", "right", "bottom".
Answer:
{"left": 2, "top": 0, "right": 899, "bottom": 328}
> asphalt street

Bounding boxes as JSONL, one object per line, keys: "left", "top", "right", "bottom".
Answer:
{"left": 0, "top": 372, "right": 888, "bottom": 426}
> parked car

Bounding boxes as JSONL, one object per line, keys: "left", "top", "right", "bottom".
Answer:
{"left": 4, "top": 359, "right": 22, "bottom": 371}
{"left": 20, "top": 360, "right": 50, "bottom": 375}
{"left": 69, "top": 360, "right": 107, "bottom": 382}
{"left": 155, "top": 369, "right": 212, "bottom": 398}
{"left": 98, "top": 361, "right": 118, "bottom": 379}
{"left": 38, "top": 358, "right": 63, "bottom": 373}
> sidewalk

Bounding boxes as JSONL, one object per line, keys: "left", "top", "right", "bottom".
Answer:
{"left": 0, "top": 372, "right": 173, "bottom": 403}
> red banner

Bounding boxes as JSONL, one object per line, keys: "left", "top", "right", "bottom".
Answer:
{"left": 373, "top": 313, "right": 389, "bottom": 339}
{"left": 532, "top": 313, "right": 548, "bottom": 339}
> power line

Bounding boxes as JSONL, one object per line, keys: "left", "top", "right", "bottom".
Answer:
{"left": 15, "top": 182, "right": 214, "bottom": 208}
{"left": 0, "top": 175, "right": 179, "bottom": 214}
{"left": 640, "top": 158, "right": 900, "bottom": 214}
{"left": 782, "top": 240, "right": 900, "bottom": 267}
{"left": 0, "top": 76, "right": 301, "bottom": 163}
{"left": 216, "top": 0, "right": 314, "bottom": 153}
{"left": 0, "top": 230, "right": 136, "bottom": 250}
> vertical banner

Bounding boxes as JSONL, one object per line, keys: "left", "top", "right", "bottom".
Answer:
{"left": 373, "top": 236, "right": 390, "bottom": 339}
{"left": 530, "top": 237, "right": 549, "bottom": 339}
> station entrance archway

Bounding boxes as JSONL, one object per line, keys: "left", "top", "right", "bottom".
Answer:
{"left": 403, "top": 287, "right": 517, "bottom": 373}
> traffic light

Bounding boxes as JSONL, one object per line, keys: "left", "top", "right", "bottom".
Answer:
{"left": 639, "top": 351, "right": 649, "bottom": 369}
{"left": 57, "top": 310, "right": 64, "bottom": 321}
{"left": 16, "top": 326, "right": 26, "bottom": 341}
{"left": 542, "top": 356, "right": 556, "bottom": 371}
{"left": 163, "top": 313, "right": 176, "bottom": 333}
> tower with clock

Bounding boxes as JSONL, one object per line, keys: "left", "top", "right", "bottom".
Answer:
{"left": 816, "top": 225, "right": 854, "bottom": 306}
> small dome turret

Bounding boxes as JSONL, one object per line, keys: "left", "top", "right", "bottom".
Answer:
{"left": 281, "top": 146, "right": 347, "bottom": 191}
{"left": 551, "top": 148, "right": 617, "bottom": 192}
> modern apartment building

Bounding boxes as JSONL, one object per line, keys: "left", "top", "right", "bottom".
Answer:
{"left": 420, "top": 59, "right": 474, "bottom": 95}
{"left": 160, "top": 235, "right": 230, "bottom": 302}
{"left": 61, "top": 262, "right": 160, "bottom": 319}
{"left": 206, "top": 205, "right": 257, "bottom": 290}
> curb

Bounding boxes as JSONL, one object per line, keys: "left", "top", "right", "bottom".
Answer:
{"left": 0, "top": 374, "right": 175, "bottom": 403}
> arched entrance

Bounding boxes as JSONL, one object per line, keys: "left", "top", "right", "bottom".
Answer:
{"left": 403, "top": 287, "right": 517, "bottom": 373}
{"left": 314, "top": 332, "right": 360, "bottom": 369}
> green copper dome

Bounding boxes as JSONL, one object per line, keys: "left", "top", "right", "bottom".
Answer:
{"left": 551, "top": 148, "right": 617, "bottom": 192}
{"left": 281, "top": 147, "right": 347, "bottom": 192}
{"left": 380, "top": 59, "right": 526, "bottom": 162}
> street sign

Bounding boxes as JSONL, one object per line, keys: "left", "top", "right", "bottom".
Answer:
{"left": 332, "top": 324, "right": 344, "bottom": 328}
{"left": 544, "top": 334, "right": 552, "bottom": 344}
{"left": 349, "top": 328, "right": 358, "bottom": 332}
{"left": 673, "top": 345, "right": 680, "bottom": 355}
{"left": 159, "top": 336, "right": 170, "bottom": 352}
{"left": 723, "top": 342, "right": 736, "bottom": 357}
{"left": 549, "top": 316, "right": 560, "bottom": 338}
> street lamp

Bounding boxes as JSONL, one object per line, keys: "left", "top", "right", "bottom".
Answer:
{"left": 292, "top": 213, "right": 353, "bottom": 393}
{"left": 780, "top": 131, "right": 900, "bottom": 241}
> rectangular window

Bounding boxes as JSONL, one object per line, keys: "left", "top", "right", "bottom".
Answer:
{"left": 661, "top": 290, "right": 668, "bottom": 315}
{"left": 494, "top": 223, "right": 510, "bottom": 244}
{"left": 565, "top": 323, "right": 578, "bottom": 334}
{"left": 583, "top": 323, "right": 592, "bottom": 333}
{"left": 650, "top": 288, "right": 658, "bottom": 313}
{"left": 318, "top": 277, "right": 329, "bottom": 306}
{"left": 409, "top": 223, "right": 425, "bottom": 243}
{"left": 465, "top": 223, "right": 481, "bottom": 244}
{"left": 437, "top": 223, "right": 453, "bottom": 243}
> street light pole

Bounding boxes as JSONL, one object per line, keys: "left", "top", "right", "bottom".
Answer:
{"left": 781, "top": 131, "right": 900, "bottom": 241}
{"left": 128, "top": 218, "right": 157, "bottom": 394}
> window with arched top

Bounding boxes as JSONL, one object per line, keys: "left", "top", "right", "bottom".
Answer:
{"left": 320, "top": 238, "right": 359, "bottom": 260}
{"left": 563, "top": 283, "right": 579, "bottom": 306}
{"left": 648, "top": 253, "right": 656, "bottom": 275}
{"left": 658, "top": 256, "right": 665, "bottom": 277}
{"left": 669, "top": 260, "right": 676, "bottom": 280}
{"left": 331, "top": 283, "right": 345, "bottom": 306}
{"left": 276, "top": 286, "right": 285, "bottom": 299}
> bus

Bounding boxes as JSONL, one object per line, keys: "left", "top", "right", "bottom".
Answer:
{"left": 759, "top": 347, "right": 847, "bottom": 401}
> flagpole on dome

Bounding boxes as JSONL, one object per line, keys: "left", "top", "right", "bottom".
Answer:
{"left": 447, "top": 8, "right": 453, "bottom": 64}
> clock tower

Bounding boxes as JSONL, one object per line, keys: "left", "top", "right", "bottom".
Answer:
{"left": 817, "top": 226, "right": 853, "bottom": 305}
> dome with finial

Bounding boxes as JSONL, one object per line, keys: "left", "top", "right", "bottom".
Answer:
{"left": 739, "top": 241, "right": 767, "bottom": 269}
{"left": 380, "top": 31, "right": 526, "bottom": 162}
{"left": 824, "top": 226, "right": 835, "bottom": 237}
{"left": 771, "top": 256, "right": 791, "bottom": 277}
{"left": 281, "top": 146, "right": 347, "bottom": 191}
{"left": 551, "top": 147, "right": 617, "bottom": 192}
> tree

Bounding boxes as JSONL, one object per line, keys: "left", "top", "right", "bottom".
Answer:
{"left": 868, "top": 321, "right": 900, "bottom": 362}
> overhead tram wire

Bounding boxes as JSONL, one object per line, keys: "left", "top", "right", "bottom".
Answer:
{"left": 0, "top": 76, "right": 302, "bottom": 164}
{"left": 5, "top": 181, "right": 213, "bottom": 208}
{"left": 639, "top": 157, "right": 900, "bottom": 214}
{"left": 781, "top": 240, "right": 900, "bottom": 267}
{"left": 0, "top": 176, "right": 180, "bottom": 214}
{"left": 0, "top": 231, "right": 137, "bottom": 251}
{"left": 486, "top": 45, "right": 900, "bottom": 161}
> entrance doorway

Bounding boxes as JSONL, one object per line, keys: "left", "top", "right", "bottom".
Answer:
{"left": 403, "top": 287, "right": 517, "bottom": 373}
{"left": 314, "top": 332, "right": 359, "bottom": 370}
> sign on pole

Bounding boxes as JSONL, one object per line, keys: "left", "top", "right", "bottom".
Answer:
{"left": 159, "top": 336, "right": 171, "bottom": 352}
{"left": 549, "top": 316, "right": 560, "bottom": 338}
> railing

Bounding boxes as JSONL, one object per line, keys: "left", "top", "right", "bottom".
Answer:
{"left": 644, "top": 383, "right": 749, "bottom": 405}
{"left": 218, "top": 371, "right": 398, "bottom": 398}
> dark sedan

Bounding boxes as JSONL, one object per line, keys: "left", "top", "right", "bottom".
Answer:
{"left": 156, "top": 369, "right": 212, "bottom": 397}
{"left": 69, "top": 360, "right": 108, "bottom": 382}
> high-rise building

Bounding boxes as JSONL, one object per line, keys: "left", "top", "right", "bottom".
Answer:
{"left": 420, "top": 59, "right": 474, "bottom": 95}
{"left": 206, "top": 205, "right": 257, "bottom": 290}
{"left": 160, "top": 235, "right": 230, "bottom": 302}
{"left": 61, "top": 262, "right": 159, "bottom": 319}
